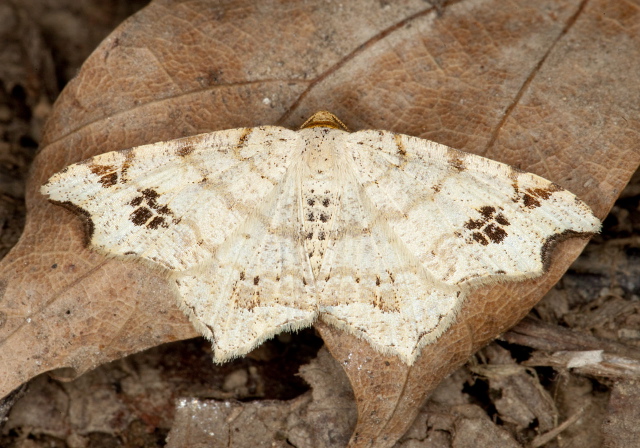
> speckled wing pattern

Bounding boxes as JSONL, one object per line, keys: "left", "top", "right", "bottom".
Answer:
{"left": 41, "top": 111, "right": 600, "bottom": 364}
{"left": 343, "top": 130, "right": 599, "bottom": 286}
{"left": 42, "top": 127, "right": 304, "bottom": 271}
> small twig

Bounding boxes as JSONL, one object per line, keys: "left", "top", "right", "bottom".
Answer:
{"left": 525, "top": 350, "right": 640, "bottom": 380}
{"left": 529, "top": 407, "right": 585, "bottom": 448}
{"left": 501, "top": 316, "right": 640, "bottom": 361}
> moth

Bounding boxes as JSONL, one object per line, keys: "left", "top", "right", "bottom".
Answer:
{"left": 41, "top": 111, "right": 600, "bottom": 364}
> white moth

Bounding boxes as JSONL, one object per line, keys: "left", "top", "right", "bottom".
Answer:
{"left": 41, "top": 111, "right": 600, "bottom": 364}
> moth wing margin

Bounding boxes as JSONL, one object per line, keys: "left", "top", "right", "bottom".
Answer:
{"left": 343, "top": 130, "right": 600, "bottom": 286}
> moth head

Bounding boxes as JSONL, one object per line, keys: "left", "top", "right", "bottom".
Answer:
{"left": 300, "top": 111, "right": 349, "bottom": 131}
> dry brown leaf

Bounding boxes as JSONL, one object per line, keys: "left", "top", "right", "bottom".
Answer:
{"left": 470, "top": 345, "right": 557, "bottom": 433}
{"left": 1, "top": 0, "right": 639, "bottom": 446}
{"left": 401, "top": 399, "right": 524, "bottom": 448}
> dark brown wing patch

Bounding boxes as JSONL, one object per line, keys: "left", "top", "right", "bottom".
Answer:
{"left": 128, "top": 188, "right": 179, "bottom": 229}
{"left": 88, "top": 163, "right": 119, "bottom": 188}
{"left": 463, "top": 205, "right": 511, "bottom": 245}
{"left": 519, "top": 185, "right": 564, "bottom": 209}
